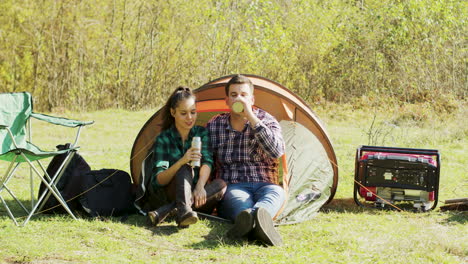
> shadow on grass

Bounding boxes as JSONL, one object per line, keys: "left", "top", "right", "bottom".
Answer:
{"left": 441, "top": 211, "right": 467, "bottom": 224}
{"left": 0, "top": 198, "right": 147, "bottom": 226}
{"left": 142, "top": 212, "right": 244, "bottom": 249}
{"left": 0, "top": 198, "right": 68, "bottom": 225}
{"left": 148, "top": 223, "right": 180, "bottom": 236}
{"left": 320, "top": 198, "right": 367, "bottom": 213}
{"left": 187, "top": 220, "right": 248, "bottom": 249}
{"left": 135, "top": 213, "right": 228, "bottom": 240}
{"left": 320, "top": 198, "right": 432, "bottom": 214}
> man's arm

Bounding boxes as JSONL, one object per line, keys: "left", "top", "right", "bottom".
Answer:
{"left": 236, "top": 97, "right": 284, "bottom": 159}
{"left": 205, "top": 117, "right": 220, "bottom": 155}
{"left": 253, "top": 114, "right": 285, "bottom": 159}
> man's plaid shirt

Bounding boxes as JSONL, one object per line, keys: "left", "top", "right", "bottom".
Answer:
{"left": 206, "top": 108, "right": 285, "bottom": 185}
{"left": 152, "top": 125, "right": 213, "bottom": 188}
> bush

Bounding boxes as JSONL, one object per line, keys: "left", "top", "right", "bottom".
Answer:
{"left": 0, "top": 0, "right": 465, "bottom": 111}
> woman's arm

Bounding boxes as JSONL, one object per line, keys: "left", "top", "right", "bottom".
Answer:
{"left": 156, "top": 155, "right": 187, "bottom": 186}
{"left": 193, "top": 164, "right": 211, "bottom": 208}
{"left": 193, "top": 127, "right": 213, "bottom": 207}
{"left": 155, "top": 145, "right": 201, "bottom": 186}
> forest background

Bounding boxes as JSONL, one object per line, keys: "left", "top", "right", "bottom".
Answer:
{"left": 0, "top": 0, "right": 465, "bottom": 111}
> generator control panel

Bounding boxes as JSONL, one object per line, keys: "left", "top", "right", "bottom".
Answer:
{"left": 359, "top": 154, "right": 437, "bottom": 191}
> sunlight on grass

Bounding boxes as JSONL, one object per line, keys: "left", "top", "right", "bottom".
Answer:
{"left": 1, "top": 103, "right": 466, "bottom": 263}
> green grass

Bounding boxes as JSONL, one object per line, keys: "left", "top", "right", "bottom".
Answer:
{"left": 1, "top": 103, "right": 467, "bottom": 263}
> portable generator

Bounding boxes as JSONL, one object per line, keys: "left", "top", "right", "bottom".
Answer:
{"left": 354, "top": 145, "right": 440, "bottom": 211}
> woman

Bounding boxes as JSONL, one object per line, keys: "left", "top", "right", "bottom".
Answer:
{"left": 147, "top": 87, "right": 226, "bottom": 228}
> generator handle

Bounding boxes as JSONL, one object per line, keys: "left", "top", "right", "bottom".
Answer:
{"left": 431, "top": 151, "right": 441, "bottom": 210}
{"left": 354, "top": 146, "right": 369, "bottom": 208}
{"left": 353, "top": 181, "right": 365, "bottom": 208}
{"left": 358, "top": 145, "right": 440, "bottom": 157}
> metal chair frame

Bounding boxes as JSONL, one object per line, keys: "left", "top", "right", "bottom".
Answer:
{"left": 0, "top": 92, "right": 93, "bottom": 226}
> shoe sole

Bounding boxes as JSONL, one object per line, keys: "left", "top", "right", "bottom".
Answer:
{"left": 178, "top": 214, "right": 198, "bottom": 227}
{"left": 147, "top": 211, "right": 158, "bottom": 226}
{"left": 254, "top": 208, "right": 283, "bottom": 246}
{"left": 227, "top": 210, "right": 253, "bottom": 239}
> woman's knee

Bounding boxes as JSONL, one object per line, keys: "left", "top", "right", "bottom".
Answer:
{"left": 211, "top": 179, "right": 227, "bottom": 192}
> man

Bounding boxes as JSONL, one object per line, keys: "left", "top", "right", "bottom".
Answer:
{"left": 206, "top": 74, "right": 285, "bottom": 246}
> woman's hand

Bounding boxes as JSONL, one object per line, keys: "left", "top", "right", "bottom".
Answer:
{"left": 193, "top": 184, "right": 207, "bottom": 208}
{"left": 181, "top": 146, "right": 202, "bottom": 165}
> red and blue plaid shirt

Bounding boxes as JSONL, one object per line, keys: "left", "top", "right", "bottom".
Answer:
{"left": 206, "top": 108, "right": 285, "bottom": 185}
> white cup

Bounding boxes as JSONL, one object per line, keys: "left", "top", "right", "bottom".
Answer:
{"left": 232, "top": 101, "right": 244, "bottom": 113}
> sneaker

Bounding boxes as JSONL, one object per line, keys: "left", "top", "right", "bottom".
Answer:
{"left": 226, "top": 209, "right": 254, "bottom": 239}
{"left": 252, "top": 207, "right": 283, "bottom": 246}
{"left": 177, "top": 211, "right": 198, "bottom": 228}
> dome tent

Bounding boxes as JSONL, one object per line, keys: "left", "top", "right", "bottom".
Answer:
{"left": 130, "top": 74, "right": 338, "bottom": 225}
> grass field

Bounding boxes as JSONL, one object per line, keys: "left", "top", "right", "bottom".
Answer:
{"left": 0, "top": 102, "right": 466, "bottom": 263}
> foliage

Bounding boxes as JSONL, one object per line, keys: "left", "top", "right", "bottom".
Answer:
{"left": 0, "top": 0, "right": 466, "bottom": 111}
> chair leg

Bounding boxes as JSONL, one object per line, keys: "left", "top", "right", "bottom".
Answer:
{"left": 0, "top": 158, "right": 29, "bottom": 226}
{"left": 0, "top": 159, "right": 29, "bottom": 213}
{"left": 35, "top": 151, "right": 76, "bottom": 214}
{"left": 1, "top": 156, "right": 18, "bottom": 182}
{"left": 30, "top": 168, "right": 34, "bottom": 209}
{"left": 28, "top": 118, "right": 34, "bottom": 209}
{"left": 21, "top": 153, "right": 76, "bottom": 226}
{"left": 0, "top": 152, "right": 78, "bottom": 226}
{"left": 0, "top": 195, "right": 18, "bottom": 226}
{"left": 2, "top": 182, "right": 29, "bottom": 213}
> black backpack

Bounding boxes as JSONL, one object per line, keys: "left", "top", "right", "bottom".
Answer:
{"left": 79, "top": 169, "right": 137, "bottom": 217}
{"left": 39, "top": 145, "right": 136, "bottom": 217}
{"left": 38, "top": 144, "right": 91, "bottom": 214}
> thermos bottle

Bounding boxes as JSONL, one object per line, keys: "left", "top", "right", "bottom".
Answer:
{"left": 191, "top": 137, "right": 201, "bottom": 167}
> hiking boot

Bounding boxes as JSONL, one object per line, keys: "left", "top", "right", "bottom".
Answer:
{"left": 147, "top": 211, "right": 160, "bottom": 226}
{"left": 175, "top": 165, "right": 198, "bottom": 228}
{"left": 226, "top": 209, "right": 254, "bottom": 239}
{"left": 177, "top": 211, "right": 198, "bottom": 228}
{"left": 251, "top": 207, "right": 283, "bottom": 246}
{"left": 147, "top": 201, "right": 176, "bottom": 226}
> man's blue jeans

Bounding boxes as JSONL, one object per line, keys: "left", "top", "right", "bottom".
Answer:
{"left": 217, "top": 182, "right": 285, "bottom": 222}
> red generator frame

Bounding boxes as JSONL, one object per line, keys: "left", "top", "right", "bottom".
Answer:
{"left": 354, "top": 145, "right": 441, "bottom": 211}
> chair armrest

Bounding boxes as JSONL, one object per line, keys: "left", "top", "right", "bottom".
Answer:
{"left": 0, "top": 125, "right": 20, "bottom": 148}
{"left": 31, "top": 113, "right": 94, "bottom": 127}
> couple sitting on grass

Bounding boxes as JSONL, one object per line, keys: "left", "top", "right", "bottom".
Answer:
{"left": 147, "top": 75, "right": 285, "bottom": 246}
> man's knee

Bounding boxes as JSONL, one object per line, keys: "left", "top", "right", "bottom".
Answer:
{"left": 271, "top": 185, "right": 285, "bottom": 200}
{"left": 258, "top": 184, "right": 285, "bottom": 200}
{"left": 254, "top": 184, "right": 285, "bottom": 217}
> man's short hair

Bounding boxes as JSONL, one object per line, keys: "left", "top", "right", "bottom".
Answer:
{"left": 225, "top": 74, "right": 254, "bottom": 95}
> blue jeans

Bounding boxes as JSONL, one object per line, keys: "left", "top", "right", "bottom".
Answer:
{"left": 217, "top": 182, "right": 285, "bottom": 222}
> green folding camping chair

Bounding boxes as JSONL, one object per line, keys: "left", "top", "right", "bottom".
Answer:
{"left": 0, "top": 92, "right": 93, "bottom": 226}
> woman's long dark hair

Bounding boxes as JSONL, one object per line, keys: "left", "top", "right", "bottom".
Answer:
{"left": 161, "top": 86, "right": 196, "bottom": 131}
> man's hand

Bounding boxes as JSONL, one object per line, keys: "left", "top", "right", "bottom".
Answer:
{"left": 234, "top": 98, "right": 260, "bottom": 127}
